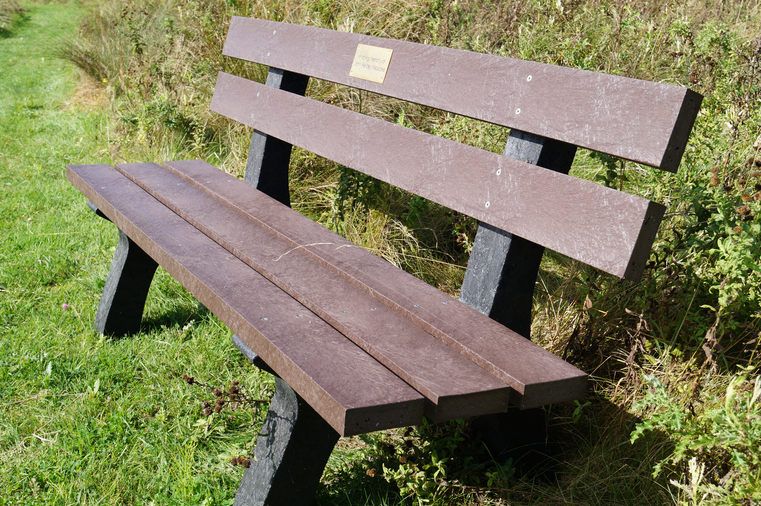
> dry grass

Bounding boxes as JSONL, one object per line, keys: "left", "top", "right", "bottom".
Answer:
{"left": 63, "top": 70, "right": 109, "bottom": 110}
{"left": 0, "top": 0, "right": 23, "bottom": 33}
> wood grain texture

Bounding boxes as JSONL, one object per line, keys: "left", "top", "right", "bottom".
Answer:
{"left": 160, "top": 159, "right": 588, "bottom": 409}
{"left": 222, "top": 17, "right": 702, "bottom": 171}
{"left": 112, "top": 161, "right": 514, "bottom": 422}
{"left": 66, "top": 164, "right": 425, "bottom": 436}
{"left": 211, "top": 73, "right": 665, "bottom": 281}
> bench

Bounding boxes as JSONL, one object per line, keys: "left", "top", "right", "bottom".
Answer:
{"left": 65, "top": 16, "right": 702, "bottom": 505}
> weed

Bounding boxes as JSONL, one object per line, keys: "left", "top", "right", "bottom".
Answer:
{"left": 632, "top": 371, "right": 761, "bottom": 505}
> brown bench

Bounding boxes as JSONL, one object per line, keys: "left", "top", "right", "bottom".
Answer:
{"left": 66, "top": 16, "right": 701, "bottom": 505}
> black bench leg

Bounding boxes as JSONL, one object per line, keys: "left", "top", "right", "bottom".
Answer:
{"left": 460, "top": 130, "right": 575, "bottom": 474}
{"left": 94, "top": 228, "right": 158, "bottom": 336}
{"left": 233, "top": 337, "right": 340, "bottom": 506}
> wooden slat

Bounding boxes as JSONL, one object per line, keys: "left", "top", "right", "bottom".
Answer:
{"left": 161, "top": 159, "right": 588, "bottom": 409}
{"left": 222, "top": 16, "right": 702, "bottom": 171}
{"left": 211, "top": 72, "right": 665, "bottom": 281}
{"left": 111, "top": 161, "right": 515, "bottom": 422}
{"left": 66, "top": 163, "right": 425, "bottom": 436}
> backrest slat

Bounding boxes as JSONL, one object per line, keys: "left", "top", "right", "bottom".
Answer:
{"left": 222, "top": 16, "right": 702, "bottom": 171}
{"left": 211, "top": 71, "right": 663, "bottom": 280}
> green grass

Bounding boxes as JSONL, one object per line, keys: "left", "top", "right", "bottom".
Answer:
{"left": 0, "top": 3, "right": 271, "bottom": 504}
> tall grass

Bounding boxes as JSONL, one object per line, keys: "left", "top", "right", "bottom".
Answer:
{"left": 0, "top": 0, "right": 23, "bottom": 34}
{"left": 44, "top": 0, "right": 761, "bottom": 504}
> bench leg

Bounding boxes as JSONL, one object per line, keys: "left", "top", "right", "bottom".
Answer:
{"left": 94, "top": 228, "right": 158, "bottom": 336}
{"left": 233, "top": 337, "right": 340, "bottom": 506}
{"left": 471, "top": 407, "right": 552, "bottom": 476}
{"left": 460, "top": 130, "right": 574, "bottom": 475}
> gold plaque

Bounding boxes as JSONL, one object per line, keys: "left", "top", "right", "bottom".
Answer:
{"left": 349, "top": 44, "right": 393, "bottom": 84}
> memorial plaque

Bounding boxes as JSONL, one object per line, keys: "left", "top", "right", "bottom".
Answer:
{"left": 349, "top": 44, "right": 393, "bottom": 84}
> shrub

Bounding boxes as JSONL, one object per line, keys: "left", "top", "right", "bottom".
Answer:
{"left": 632, "top": 372, "right": 761, "bottom": 505}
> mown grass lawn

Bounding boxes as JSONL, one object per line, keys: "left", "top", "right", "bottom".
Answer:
{"left": 1, "top": 3, "right": 272, "bottom": 504}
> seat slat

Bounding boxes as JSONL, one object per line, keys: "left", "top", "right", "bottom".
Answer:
{"left": 222, "top": 16, "right": 701, "bottom": 171}
{"left": 161, "top": 159, "right": 588, "bottom": 409}
{"left": 66, "top": 164, "right": 425, "bottom": 436}
{"left": 211, "top": 72, "right": 664, "bottom": 281}
{"left": 111, "top": 161, "right": 516, "bottom": 422}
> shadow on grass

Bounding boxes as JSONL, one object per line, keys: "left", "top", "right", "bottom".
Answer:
{"left": 0, "top": 11, "right": 29, "bottom": 39}
{"left": 315, "top": 395, "right": 675, "bottom": 506}
{"left": 138, "top": 302, "right": 210, "bottom": 336}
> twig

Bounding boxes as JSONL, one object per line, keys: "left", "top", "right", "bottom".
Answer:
{"left": 1, "top": 391, "right": 85, "bottom": 407}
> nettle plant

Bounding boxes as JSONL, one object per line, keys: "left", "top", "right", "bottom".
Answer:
{"left": 657, "top": 23, "right": 761, "bottom": 332}
{"left": 632, "top": 373, "right": 761, "bottom": 505}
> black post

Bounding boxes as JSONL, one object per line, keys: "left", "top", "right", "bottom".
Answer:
{"left": 460, "top": 130, "right": 576, "bottom": 471}
{"left": 244, "top": 68, "right": 310, "bottom": 206}
{"left": 94, "top": 227, "right": 158, "bottom": 337}
{"left": 234, "top": 68, "right": 340, "bottom": 505}
{"left": 460, "top": 129, "right": 577, "bottom": 339}
{"left": 232, "top": 336, "right": 340, "bottom": 506}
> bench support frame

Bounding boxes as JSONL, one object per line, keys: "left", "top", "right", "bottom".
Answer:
{"left": 460, "top": 129, "right": 576, "bottom": 466}
{"left": 460, "top": 129, "right": 577, "bottom": 338}
{"left": 94, "top": 227, "right": 158, "bottom": 337}
{"left": 232, "top": 336, "right": 340, "bottom": 506}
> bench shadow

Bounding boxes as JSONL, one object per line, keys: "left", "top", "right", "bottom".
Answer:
{"left": 135, "top": 303, "right": 210, "bottom": 337}
{"left": 316, "top": 395, "right": 674, "bottom": 506}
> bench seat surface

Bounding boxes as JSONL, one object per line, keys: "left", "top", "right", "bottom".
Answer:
{"left": 67, "top": 160, "right": 588, "bottom": 433}
{"left": 159, "top": 160, "right": 587, "bottom": 409}
{"left": 67, "top": 163, "right": 424, "bottom": 436}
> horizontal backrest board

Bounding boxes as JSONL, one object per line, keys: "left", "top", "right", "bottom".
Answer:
{"left": 223, "top": 16, "right": 702, "bottom": 171}
{"left": 211, "top": 72, "right": 664, "bottom": 280}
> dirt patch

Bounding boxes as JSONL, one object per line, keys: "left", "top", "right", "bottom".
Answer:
{"left": 63, "top": 70, "right": 109, "bottom": 110}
